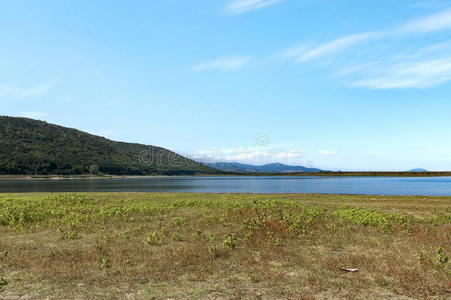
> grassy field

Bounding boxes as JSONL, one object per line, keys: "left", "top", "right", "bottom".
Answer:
{"left": 0, "top": 193, "right": 449, "bottom": 299}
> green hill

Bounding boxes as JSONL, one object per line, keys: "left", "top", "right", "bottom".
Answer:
{"left": 0, "top": 116, "right": 217, "bottom": 175}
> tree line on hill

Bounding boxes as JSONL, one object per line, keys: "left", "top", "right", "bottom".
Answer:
{"left": 0, "top": 116, "right": 217, "bottom": 175}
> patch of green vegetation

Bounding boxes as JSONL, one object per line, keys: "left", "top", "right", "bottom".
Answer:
{"left": 0, "top": 193, "right": 449, "bottom": 299}
{"left": 0, "top": 116, "right": 217, "bottom": 175}
{"left": 146, "top": 231, "right": 163, "bottom": 246}
{"left": 332, "top": 207, "right": 392, "bottom": 229}
{"left": 434, "top": 247, "right": 449, "bottom": 269}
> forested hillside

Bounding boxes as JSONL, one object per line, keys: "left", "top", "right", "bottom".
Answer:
{"left": 0, "top": 116, "right": 217, "bottom": 175}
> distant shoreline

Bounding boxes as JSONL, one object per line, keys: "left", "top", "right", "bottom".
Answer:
{"left": 1, "top": 171, "right": 451, "bottom": 180}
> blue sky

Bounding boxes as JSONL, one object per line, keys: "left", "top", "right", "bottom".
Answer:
{"left": 2, "top": 0, "right": 451, "bottom": 171}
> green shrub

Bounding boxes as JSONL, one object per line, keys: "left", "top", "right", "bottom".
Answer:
{"left": 332, "top": 207, "right": 391, "bottom": 229}
{"left": 223, "top": 233, "right": 238, "bottom": 249}
{"left": 146, "top": 231, "right": 162, "bottom": 246}
{"left": 96, "top": 258, "right": 111, "bottom": 271}
{"left": 434, "top": 247, "right": 449, "bottom": 269}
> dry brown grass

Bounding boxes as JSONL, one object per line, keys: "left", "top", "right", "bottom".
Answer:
{"left": 0, "top": 193, "right": 450, "bottom": 299}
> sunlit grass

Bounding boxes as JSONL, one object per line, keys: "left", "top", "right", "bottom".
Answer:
{"left": 0, "top": 193, "right": 449, "bottom": 299}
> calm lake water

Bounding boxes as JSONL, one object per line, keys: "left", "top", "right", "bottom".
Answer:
{"left": 1, "top": 176, "right": 451, "bottom": 195}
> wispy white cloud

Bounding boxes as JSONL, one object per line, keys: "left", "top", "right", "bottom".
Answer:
{"left": 410, "top": 0, "right": 450, "bottom": 9}
{"left": 340, "top": 11, "right": 451, "bottom": 89}
{"left": 192, "top": 146, "right": 268, "bottom": 163}
{"left": 318, "top": 150, "right": 336, "bottom": 155}
{"left": 334, "top": 62, "right": 380, "bottom": 77}
{"left": 20, "top": 111, "right": 47, "bottom": 120}
{"left": 287, "top": 8, "right": 451, "bottom": 64}
{"left": 279, "top": 8, "right": 451, "bottom": 89}
{"left": 224, "top": 0, "right": 283, "bottom": 15}
{"left": 334, "top": 41, "right": 451, "bottom": 89}
{"left": 192, "top": 56, "right": 250, "bottom": 71}
{"left": 397, "top": 8, "right": 451, "bottom": 34}
{"left": 191, "top": 146, "right": 306, "bottom": 165}
{"left": 0, "top": 79, "right": 58, "bottom": 99}
{"left": 278, "top": 44, "right": 311, "bottom": 60}
{"left": 224, "top": 150, "right": 269, "bottom": 161}
{"left": 275, "top": 149, "right": 304, "bottom": 159}
{"left": 351, "top": 57, "right": 451, "bottom": 89}
{"left": 286, "top": 32, "right": 380, "bottom": 63}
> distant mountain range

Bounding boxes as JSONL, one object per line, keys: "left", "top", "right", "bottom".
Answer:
{"left": 205, "top": 162, "right": 322, "bottom": 173}
{"left": 0, "top": 116, "right": 217, "bottom": 175}
{"left": 408, "top": 168, "right": 428, "bottom": 172}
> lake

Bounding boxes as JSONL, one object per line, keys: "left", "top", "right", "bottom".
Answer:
{"left": 1, "top": 176, "right": 451, "bottom": 195}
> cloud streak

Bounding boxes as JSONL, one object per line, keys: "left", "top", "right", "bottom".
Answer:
{"left": 410, "top": 1, "right": 450, "bottom": 9}
{"left": 0, "top": 79, "right": 58, "bottom": 99}
{"left": 286, "top": 8, "right": 451, "bottom": 64}
{"left": 224, "top": 0, "right": 283, "bottom": 15}
{"left": 296, "top": 32, "right": 380, "bottom": 63}
{"left": 275, "top": 149, "right": 305, "bottom": 159}
{"left": 192, "top": 56, "right": 250, "bottom": 72}
{"left": 351, "top": 57, "right": 451, "bottom": 89}
{"left": 318, "top": 150, "right": 336, "bottom": 155}
{"left": 397, "top": 8, "right": 451, "bottom": 34}
{"left": 281, "top": 8, "right": 451, "bottom": 89}
{"left": 191, "top": 146, "right": 306, "bottom": 165}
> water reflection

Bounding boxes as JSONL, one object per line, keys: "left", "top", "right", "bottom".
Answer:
{"left": 1, "top": 176, "right": 451, "bottom": 195}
